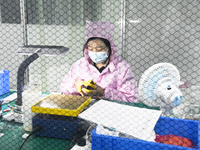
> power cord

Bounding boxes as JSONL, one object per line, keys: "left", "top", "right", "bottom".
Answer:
{"left": 66, "top": 135, "right": 87, "bottom": 150}
{"left": 66, "top": 128, "right": 86, "bottom": 150}
{"left": 67, "top": 137, "right": 77, "bottom": 150}
{"left": 66, "top": 126, "right": 87, "bottom": 150}
{"left": 66, "top": 123, "right": 96, "bottom": 150}
{"left": 19, "top": 125, "right": 43, "bottom": 150}
{"left": 0, "top": 119, "right": 15, "bottom": 133}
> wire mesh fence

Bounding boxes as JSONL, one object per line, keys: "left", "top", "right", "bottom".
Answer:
{"left": 0, "top": 0, "right": 200, "bottom": 150}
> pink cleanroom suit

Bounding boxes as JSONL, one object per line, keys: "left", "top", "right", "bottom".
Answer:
{"left": 60, "top": 21, "right": 138, "bottom": 102}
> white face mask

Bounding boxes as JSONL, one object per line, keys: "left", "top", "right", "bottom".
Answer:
{"left": 88, "top": 50, "right": 108, "bottom": 63}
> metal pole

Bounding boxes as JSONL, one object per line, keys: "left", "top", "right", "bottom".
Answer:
{"left": 21, "top": 0, "right": 27, "bottom": 45}
{"left": 21, "top": 0, "right": 30, "bottom": 85}
{"left": 121, "top": 0, "right": 126, "bottom": 58}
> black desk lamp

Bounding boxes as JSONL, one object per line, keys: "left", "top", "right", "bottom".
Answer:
{"left": 16, "top": 45, "right": 69, "bottom": 108}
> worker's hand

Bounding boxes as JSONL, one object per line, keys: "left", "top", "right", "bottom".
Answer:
{"left": 82, "top": 80, "right": 96, "bottom": 90}
{"left": 74, "top": 80, "right": 84, "bottom": 96}
{"left": 82, "top": 82, "right": 104, "bottom": 97}
{"left": 74, "top": 79, "right": 96, "bottom": 96}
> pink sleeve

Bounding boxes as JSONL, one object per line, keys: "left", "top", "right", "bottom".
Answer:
{"left": 60, "top": 64, "right": 81, "bottom": 95}
{"left": 101, "top": 66, "right": 138, "bottom": 103}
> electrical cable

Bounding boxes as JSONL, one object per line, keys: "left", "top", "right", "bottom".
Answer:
{"left": 85, "top": 123, "right": 96, "bottom": 142}
{"left": 66, "top": 123, "right": 97, "bottom": 150}
{"left": 0, "top": 122, "right": 9, "bottom": 133}
{"left": 19, "top": 125, "right": 43, "bottom": 150}
{"left": 66, "top": 126, "right": 84, "bottom": 150}
{"left": 66, "top": 120, "right": 86, "bottom": 150}
{"left": 0, "top": 119, "right": 15, "bottom": 133}
{"left": 66, "top": 137, "right": 77, "bottom": 150}
{"left": 66, "top": 126, "right": 83, "bottom": 150}
{"left": 18, "top": 132, "right": 34, "bottom": 150}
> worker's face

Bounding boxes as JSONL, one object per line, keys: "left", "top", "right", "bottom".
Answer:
{"left": 87, "top": 39, "right": 108, "bottom": 53}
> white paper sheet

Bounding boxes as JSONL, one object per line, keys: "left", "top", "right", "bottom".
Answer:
{"left": 79, "top": 100, "right": 162, "bottom": 140}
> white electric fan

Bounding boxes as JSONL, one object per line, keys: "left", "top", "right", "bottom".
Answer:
{"left": 138, "top": 62, "right": 183, "bottom": 116}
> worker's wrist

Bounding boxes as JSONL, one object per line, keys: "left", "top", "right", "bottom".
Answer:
{"left": 74, "top": 79, "right": 83, "bottom": 87}
{"left": 100, "top": 88, "right": 105, "bottom": 97}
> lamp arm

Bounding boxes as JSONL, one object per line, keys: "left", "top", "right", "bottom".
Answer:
{"left": 16, "top": 53, "right": 39, "bottom": 106}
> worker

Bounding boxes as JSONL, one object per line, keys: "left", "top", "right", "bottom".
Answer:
{"left": 60, "top": 21, "right": 138, "bottom": 102}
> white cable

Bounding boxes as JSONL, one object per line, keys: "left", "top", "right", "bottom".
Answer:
{"left": 85, "top": 123, "right": 96, "bottom": 143}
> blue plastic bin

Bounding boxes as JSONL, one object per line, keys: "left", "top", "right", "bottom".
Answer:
{"left": 0, "top": 70, "right": 10, "bottom": 96}
{"left": 91, "top": 117, "right": 200, "bottom": 150}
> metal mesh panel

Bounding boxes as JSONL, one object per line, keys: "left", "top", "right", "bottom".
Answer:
{"left": 0, "top": 0, "right": 199, "bottom": 149}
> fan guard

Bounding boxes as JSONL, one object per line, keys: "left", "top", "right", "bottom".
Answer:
{"left": 138, "top": 63, "right": 182, "bottom": 111}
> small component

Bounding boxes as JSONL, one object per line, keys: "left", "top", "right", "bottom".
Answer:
{"left": 3, "top": 108, "right": 10, "bottom": 113}
{"left": 0, "top": 133, "right": 4, "bottom": 138}
{"left": 22, "top": 133, "right": 30, "bottom": 139}
{"left": 167, "top": 85, "right": 171, "bottom": 90}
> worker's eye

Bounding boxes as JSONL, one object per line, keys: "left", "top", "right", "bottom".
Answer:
{"left": 87, "top": 45, "right": 106, "bottom": 52}
{"left": 87, "top": 45, "right": 93, "bottom": 51}
{"left": 96, "top": 46, "right": 105, "bottom": 51}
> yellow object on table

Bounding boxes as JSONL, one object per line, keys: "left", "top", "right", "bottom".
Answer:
{"left": 31, "top": 94, "right": 91, "bottom": 117}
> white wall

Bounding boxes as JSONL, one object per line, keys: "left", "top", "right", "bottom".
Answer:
{"left": 125, "top": 0, "right": 200, "bottom": 85}
{"left": 0, "top": 24, "right": 24, "bottom": 89}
